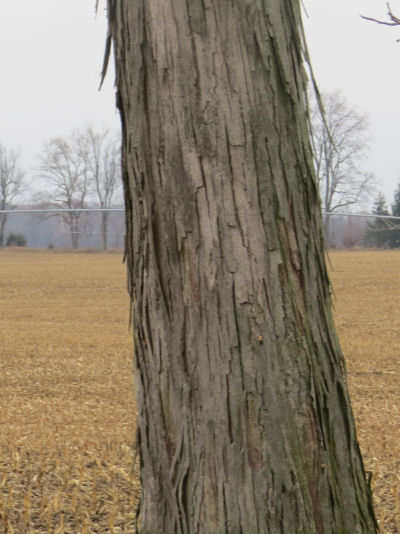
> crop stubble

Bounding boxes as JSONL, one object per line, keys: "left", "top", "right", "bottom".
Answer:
{"left": 0, "top": 249, "right": 399, "bottom": 532}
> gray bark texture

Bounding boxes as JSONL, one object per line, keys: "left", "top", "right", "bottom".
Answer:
{"left": 107, "top": 1, "right": 377, "bottom": 532}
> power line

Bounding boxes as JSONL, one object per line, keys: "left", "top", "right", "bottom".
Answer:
{"left": 1, "top": 208, "right": 400, "bottom": 222}
{"left": 0, "top": 208, "right": 124, "bottom": 214}
{"left": 322, "top": 212, "right": 400, "bottom": 221}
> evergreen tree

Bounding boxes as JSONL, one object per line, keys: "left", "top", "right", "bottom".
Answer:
{"left": 364, "top": 192, "right": 391, "bottom": 248}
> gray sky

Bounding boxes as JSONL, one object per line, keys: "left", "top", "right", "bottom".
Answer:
{"left": 0, "top": 0, "right": 118, "bottom": 195}
{"left": 1, "top": 1, "right": 399, "bottom": 205}
{"left": 304, "top": 0, "right": 400, "bottom": 204}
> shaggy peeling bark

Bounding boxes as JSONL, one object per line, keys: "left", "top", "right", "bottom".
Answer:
{"left": 107, "top": 1, "right": 377, "bottom": 532}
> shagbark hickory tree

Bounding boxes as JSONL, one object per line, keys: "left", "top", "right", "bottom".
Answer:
{"left": 106, "top": 0, "right": 377, "bottom": 532}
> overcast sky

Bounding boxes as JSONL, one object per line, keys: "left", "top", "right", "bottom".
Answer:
{"left": 304, "top": 0, "right": 400, "bottom": 204}
{"left": 1, "top": 1, "right": 400, "bottom": 206}
{"left": 0, "top": 0, "right": 118, "bottom": 196}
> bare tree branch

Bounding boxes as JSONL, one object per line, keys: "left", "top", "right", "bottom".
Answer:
{"left": 361, "top": 2, "right": 400, "bottom": 27}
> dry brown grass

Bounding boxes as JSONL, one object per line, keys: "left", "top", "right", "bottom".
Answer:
{"left": 328, "top": 250, "right": 400, "bottom": 534}
{"left": 0, "top": 249, "right": 138, "bottom": 533}
{"left": 0, "top": 248, "right": 399, "bottom": 532}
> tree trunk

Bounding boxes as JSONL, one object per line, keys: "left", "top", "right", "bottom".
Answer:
{"left": 0, "top": 214, "right": 6, "bottom": 247}
{"left": 101, "top": 211, "right": 108, "bottom": 251}
{"left": 108, "top": 1, "right": 377, "bottom": 532}
{"left": 323, "top": 214, "right": 332, "bottom": 248}
{"left": 70, "top": 216, "right": 79, "bottom": 250}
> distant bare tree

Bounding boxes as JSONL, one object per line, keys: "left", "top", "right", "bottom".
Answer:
{"left": 0, "top": 142, "right": 25, "bottom": 247}
{"left": 37, "top": 135, "right": 90, "bottom": 249}
{"left": 310, "top": 91, "right": 374, "bottom": 245}
{"left": 79, "top": 127, "right": 122, "bottom": 250}
{"left": 37, "top": 128, "right": 122, "bottom": 250}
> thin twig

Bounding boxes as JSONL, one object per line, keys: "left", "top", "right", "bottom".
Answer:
{"left": 361, "top": 15, "right": 398, "bottom": 26}
{"left": 361, "top": 2, "right": 400, "bottom": 27}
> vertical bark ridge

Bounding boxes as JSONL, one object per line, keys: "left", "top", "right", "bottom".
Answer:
{"left": 108, "top": 0, "right": 377, "bottom": 532}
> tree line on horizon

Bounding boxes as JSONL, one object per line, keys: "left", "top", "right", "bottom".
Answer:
{"left": 0, "top": 126, "right": 123, "bottom": 250}
{"left": 0, "top": 91, "right": 394, "bottom": 251}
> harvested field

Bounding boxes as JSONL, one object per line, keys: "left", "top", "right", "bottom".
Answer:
{"left": 0, "top": 250, "right": 137, "bottom": 533}
{"left": 328, "top": 250, "right": 400, "bottom": 534}
{"left": 0, "top": 248, "right": 399, "bottom": 533}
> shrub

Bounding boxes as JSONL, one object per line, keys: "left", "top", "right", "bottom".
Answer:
{"left": 6, "top": 233, "right": 27, "bottom": 247}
